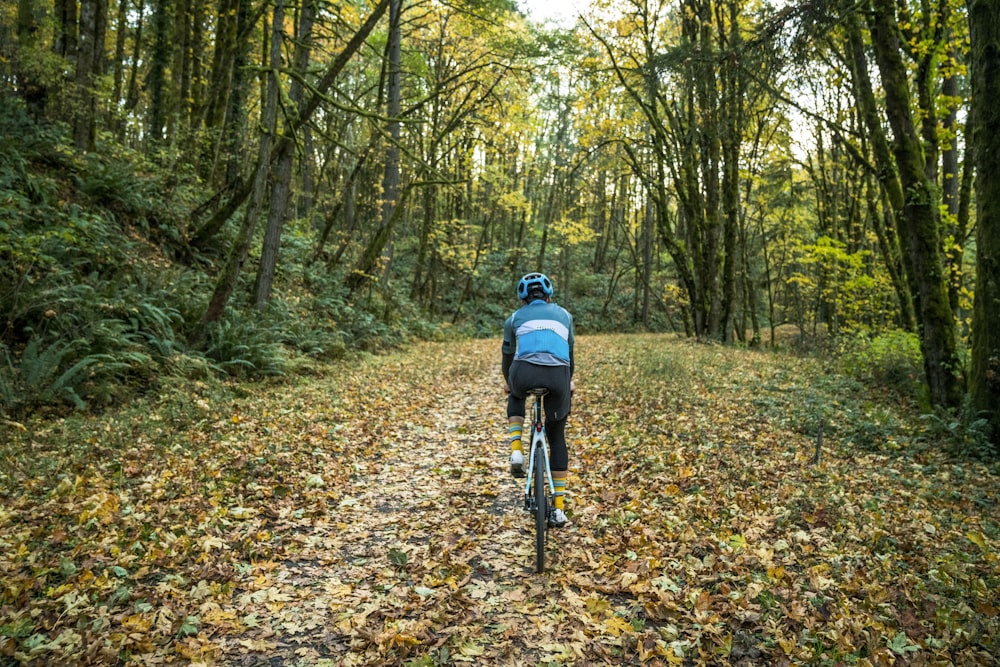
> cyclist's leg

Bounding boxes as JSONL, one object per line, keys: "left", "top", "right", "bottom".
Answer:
{"left": 506, "top": 408, "right": 525, "bottom": 454}
{"left": 542, "top": 365, "right": 572, "bottom": 522}
{"left": 506, "top": 362, "right": 528, "bottom": 476}
{"left": 547, "top": 417, "right": 568, "bottom": 509}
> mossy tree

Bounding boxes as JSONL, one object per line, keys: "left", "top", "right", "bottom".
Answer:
{"left": 968, "top": 0, "right": 1000, "bottom": 447}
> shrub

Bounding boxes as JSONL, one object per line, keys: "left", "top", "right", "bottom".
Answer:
{"left": 0, "top": 336, "right": 150, "bottom": 415}
{"left": 838, "top": 330, "right": 925, "bottom": 400}
{"left": 201, "top": 314, "right": 287, "bottom": 378}
{"left": 76, "top": 153, "right": 148, "bottom": 218}
{"left": 920, "top": 397, "right": 996, "bottom": 460}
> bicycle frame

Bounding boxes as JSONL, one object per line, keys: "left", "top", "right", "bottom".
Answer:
{"left": 523, "top": 392, "right": 555, "bottom": 515}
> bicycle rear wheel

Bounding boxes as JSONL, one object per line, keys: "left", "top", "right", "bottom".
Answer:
{"left": 533, "top": 447, "right": 547, "bottom": 573}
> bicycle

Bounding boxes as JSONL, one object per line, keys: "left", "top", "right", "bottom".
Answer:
{"left": 522, "top": 388, "right": 556, "bottom": 573}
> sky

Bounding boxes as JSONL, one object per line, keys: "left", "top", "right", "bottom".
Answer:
{"left": 518, "top": 0, "right": 584, "bottom": 27}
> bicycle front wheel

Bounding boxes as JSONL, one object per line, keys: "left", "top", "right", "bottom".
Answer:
{"left": 533, "top": 448, "right": 547, "bottom": 573}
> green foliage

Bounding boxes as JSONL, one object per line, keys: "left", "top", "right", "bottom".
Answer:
{"left": 787, "top": 237, "right": 899, "bottom": 334}
{"left": 75, "top": 153, "right": 149, "bottom": 218}
{"left": 837, "top": 330, "right": 925, "bottom": 400}
{"left": 0, "top": 336, "right": 147, "bottom": 416}
{"left": 201, "top": 315, "right": 287, "bottom": 378}
{"left": 277, "top": 317, "right": 347, "bottom": 361}
{"left": 920, "top": 396, "right": 996, "bottom": 460}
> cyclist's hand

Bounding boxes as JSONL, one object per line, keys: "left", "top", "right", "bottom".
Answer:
{"left": 503, "top": 381, "right": 511, "bottom": 394}
{"left": 570, "top": 380, "right": 576, "bottom": 395}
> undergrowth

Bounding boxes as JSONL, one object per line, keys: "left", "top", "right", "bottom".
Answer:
{"left": 0, "top": 99, "right": 433, "bottom": 419}
{"left": 1, "top": 97, "right": 995, "bottom": 467}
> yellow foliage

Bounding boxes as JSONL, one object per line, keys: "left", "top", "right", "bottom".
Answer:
{"left": 552, "top": 216, "right": 596, "bottom": 245}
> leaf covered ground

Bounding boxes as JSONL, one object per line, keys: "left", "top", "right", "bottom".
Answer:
{"left": 1, "top": 335, "right": 998, "bottom": 666}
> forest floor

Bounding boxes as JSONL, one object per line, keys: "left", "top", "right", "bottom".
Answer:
{"left": 1, "top": 335, "right": 998, "bottom": 666}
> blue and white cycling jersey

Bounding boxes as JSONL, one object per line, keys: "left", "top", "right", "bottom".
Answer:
{"left": 502, "top": 300, "right": 574, "bottom": 368}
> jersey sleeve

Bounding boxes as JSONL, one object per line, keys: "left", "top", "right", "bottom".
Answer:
{"left": 501, "top": 314, "right": 516, "bottom": 355}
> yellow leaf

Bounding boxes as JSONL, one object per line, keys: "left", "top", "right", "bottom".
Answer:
{"left": 604, "top": 615, "right": 633, "bottom": 637}
{"left": 454, "top": 641, "right": 484, "bottom": 660}
{"left": 201, "top": 536, "right": 226, "bottom": 552}
{"left": 586, "top": 595, "right": 611, "bottom": 615}
{"left": 967, "top": 531, "right": 988, "bottom": 551}
{"left": 122, "top": 614, "right": 153, "bottom": 632}
{"left": 229, "top": 506, "right": 257, "bottom": 520}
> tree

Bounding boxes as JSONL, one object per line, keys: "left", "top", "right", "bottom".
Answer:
{"left": 198, "top": 0, "right": 285, "bottom": 330}
{"left": 347, "top": 0, "right": 403, "bottom": 292}
{"left": 968, "top": 0, "right": 1000, "bottom": 446}
{"left": 584, "top": 0, "right": 784, "bottom": 340}
{"left": 72, "top": 0, "right": 107, "bottom": 150}
{"left": 866, "top": 0, "right": 963, "bottom": 409}
{"left": 253, "top": 0, "right": 318, "bottom": 308}
{"left": 146, "top": 0, "right": 174, "bottom": 146}
{"left": 187, "top": 0, "right": 391, "bottom": 252}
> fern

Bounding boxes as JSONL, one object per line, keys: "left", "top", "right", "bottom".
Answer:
{"left": 202, "top": 316, "right": 286, "bottom": 378}
{"left": 76, "top": 153, "right": 147, "bottom": 216}
{"left": 6, "top": 337, "right": 92, "bottom": 411}
{"left": 127, "top": 301, "right": 183, "bottom": 359}
{"left": 0, "top": 334, "right": 158, "bottom": 414}
{"left": 43, "top": 353, "right": 106, "bottom": 409}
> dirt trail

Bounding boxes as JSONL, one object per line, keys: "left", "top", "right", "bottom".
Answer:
{"left": 218, "top": 339, "right": 607, "bottom": 666}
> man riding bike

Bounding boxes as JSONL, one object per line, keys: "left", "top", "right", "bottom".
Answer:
{"left": 502, "top": 272, "right": 575, "bottom": 528}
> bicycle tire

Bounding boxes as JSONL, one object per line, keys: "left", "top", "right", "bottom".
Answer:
{"left": 533, "top": 445, "right": 546, "bottom": 573}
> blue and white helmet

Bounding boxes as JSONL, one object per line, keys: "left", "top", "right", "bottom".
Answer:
{"left": 517, "top": 272, "right": 554, "bottom": 301}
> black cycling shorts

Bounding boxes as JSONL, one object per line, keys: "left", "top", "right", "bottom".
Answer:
{"left": 507, "top": 361, "right": 572, "bottom": 422}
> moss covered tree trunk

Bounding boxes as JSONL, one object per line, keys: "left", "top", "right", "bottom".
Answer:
{"left": 968, "top": 0, "right": 1000, "bottom": 446}
{"left": 845, "top": 5, "right": 916, "bottom": 331}
{"left": 72, "top": 0, "right": 107, "bottom": 151}
{"left": 196, "top": 0, "right": 283, "bottom": 332}
{"left": 254, "top": 0, "right": 316, "bottom": 309}
{"left": 868, "top": 0, "right": 962, "bottom": 409}
{"left": 146, "top": 0, "right": 173, "bottom": 146}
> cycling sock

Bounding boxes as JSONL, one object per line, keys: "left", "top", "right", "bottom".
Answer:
{"left": 553, "top": 476, "right": 566, "bottom": 510}
{"left": 508, "top": 424, "right": 523, "bottom": 453}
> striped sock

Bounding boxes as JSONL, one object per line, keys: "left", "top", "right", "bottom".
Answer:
{"left": 509, "top": 424, "right": 523, "bottom": 453}
{"left": 553, "top": 477, "right": 567, "bottom": 510}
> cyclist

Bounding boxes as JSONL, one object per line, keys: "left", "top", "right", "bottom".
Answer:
{"left": 502, "top": 272, "right": 575, "bottom": 528}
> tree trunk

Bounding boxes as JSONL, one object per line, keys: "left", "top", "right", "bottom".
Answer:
{"left": 168, "top": 0, "right": 190, "bottom": 141}
{"left": 196, "top": 0, "right": 284, "bottom": 332}
{"left": 146, "top": 0, "right": 173, "bottom": 147}
{"left": 968, "top": 0, "right": 1000, "bottom": 446}
{"left": 187, "top": 0, "right": 207, "bottom": 135}
{"left": 16, "top": 0, "right": 48, "bottom": 117}
{"left": 123, "top": 1, "right": 144, "bottom": 125}
{"left": 54, "top": 0, "right": 78, "bottom": 57}
{"left": 718, "top": 0, "right": 742, "bottom": 343}
{"left": 254, "top": 0, "right": 317, "bottom": 309}
{"left": 845, "top": 6, "right": 917, "bottom": 331}
{"left": 640, "top": 197, "right": 653, "bottom": 326}
{"left": 199, "top": 0, "right": 239, "bottom": 133}
{"left": 111, "top": 0, "right": 128, "bottom": 129}
{"left": 868, "top": 0, "right": 962, "bottom": 409}
{"left": 347, "top": 0, "right": 402, "bottom": 292}
{"left": 73, "top": 0, "right": 107, "bottom": 151}
{"left": 412, "top": 182, "right": 437, "bottom": 303}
